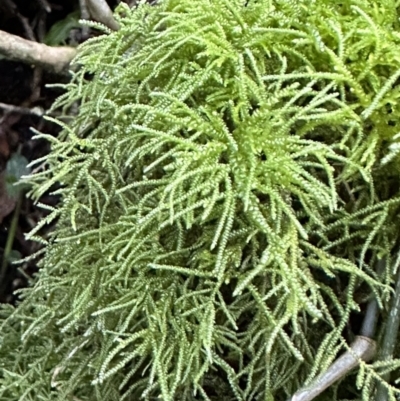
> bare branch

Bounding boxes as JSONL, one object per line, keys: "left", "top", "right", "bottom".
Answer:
{"left": 86, "top": 0, "right": 119, "bottom": 31}
{"left": 288, "top": 259, "right": 385, "bottom": 401}
{"left": 288, "top": 336, "right": 376, "bottom": 401}
{"left": 36, "top": 0, "right": 51, "bottom": 13}
{"left": 360, "top": 258, "right": 386, "bottom": 338}
{"left": 79, "top": 0, "right": 91, "bottom": 39}
{"left": 0, "top": 102, "right": 44, "bottom": 117}
{"left": 375, "top": 254, "right": 400, "bottom": 401}
{"left": 0, "top": 29, "right": 76, "bottom": 74}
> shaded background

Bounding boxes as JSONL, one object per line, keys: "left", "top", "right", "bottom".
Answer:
{"left": 0, "top": 0, "right": 119, "bottom": 303}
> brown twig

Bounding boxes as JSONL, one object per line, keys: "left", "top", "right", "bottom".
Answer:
{"left": 0, "top": 102, "right": 44, "bottom": 117}
{"left": 0, "top": 29, "right": 76, "bottom": 74}
{"left": 17, "top": 13, "right": 36, "bottom": 41}
{"left": 86, "top": 0, "right": 119, "bottom": 31}
{"left": 78, "top": 0, "right": 91, "bottom": 40}
{"left": 30, "top": 10, "right": 48, "bottom": 103}
{"left": 36, "top": 0, "right": 51, "bottom": 13}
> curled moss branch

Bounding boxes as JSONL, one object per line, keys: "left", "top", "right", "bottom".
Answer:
{"left": 1, "top": 1, "right": 400, "bottom": 400}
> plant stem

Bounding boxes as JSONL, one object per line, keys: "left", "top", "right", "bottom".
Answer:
{"left": 288, "top": 259, "right": 385, "bottom": 401}
{"left": 288, "top": 336, "right": 376, "bottom": 401}
{"left": 86, "top": 0, "right": 119, "bottom": 31}
{"left": 360, "top": 258, "right": 386, "bottom": 338}
{"left": 375, "top": 255, "right": 400, "bottom": 401}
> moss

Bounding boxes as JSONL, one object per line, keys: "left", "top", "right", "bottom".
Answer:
{"left": 1, "top": 1, "right": 400, "bottom": 400}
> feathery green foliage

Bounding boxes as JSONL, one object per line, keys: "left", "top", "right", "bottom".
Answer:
{"left": 1, "top": 0, "right": 400, "bottom": 400}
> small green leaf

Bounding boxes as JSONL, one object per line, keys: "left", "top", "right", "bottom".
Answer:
{"left": 8, "top": 249, "right": 22, "bottom": 263}
{"left": 5, "top": 154, "right": 30, "bottom": 198}
{"left": 44, "top": 11, "right": 81, "bottom": 46}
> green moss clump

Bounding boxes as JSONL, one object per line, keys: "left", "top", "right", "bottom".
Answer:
{"left": 1, "top": 1, "right": 400, "bottom": 400}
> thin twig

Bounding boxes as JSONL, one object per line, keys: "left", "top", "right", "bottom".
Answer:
{"left": 0, "top": 29, "right": 76, "bottom": 74}
{"left": 360, "top": 258, "right": 386, "bottom": 338}
{"left": 288, "top": 337, "right": 376, "bottom": 401}
{"left": 1, "top": 0, "right": 17, "bottom": 13}
{"left": 0, "top": 102, "right": 44, "bottom": 117}
{"left": 288, "top": 259, "right": 384, "bottom": 401}
{"left": 375, "top": 253, "right": 400, "bottom": 401}
{"left": 86, "top": 0, "right": 120, "bottom": 31}
{"left": 29, "top": 10, "right": 46, "bottom": 101}
{"left": 36, "top": 0, "right": 51, "bottom": 13}
{"left": 79, "top": 0, "right": 90, "bottom": 40}
{"left": 17, "top": 13, "right": 36, "bottom": 41}
{"left": 36, "top": 9, "right": 47, "bottom": 42}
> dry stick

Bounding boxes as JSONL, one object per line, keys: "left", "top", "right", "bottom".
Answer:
{"left": 360, "top": 258, "right": 386, "bottom": 338}
{"left": 86, "top": 0, "right": 120, "bottom": 31}
{"left": 289, "top": 336, "right": 376, "bottom": 401}
{"left": 79, "top": 0, "right": 91, "bottom": 40}
{"left": 288, "top": 259, "right": 386, "bottom": 401}
{"left": 31, "top": 13, "right": 46, "bottom": 103}
{"left": 17, "top": 13, "right": 36, "bottom": 41}
{"left": 0, "top": 29, "right": 76, "bottom": 74}
{"left": 36, "top": 0, "right": 51, "bottom": 13}
{"left": 0, "top": 102, "right": 44, "bottom": 116}
{"left": 375, "top": 256, "right": 400, "bottom": 401}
